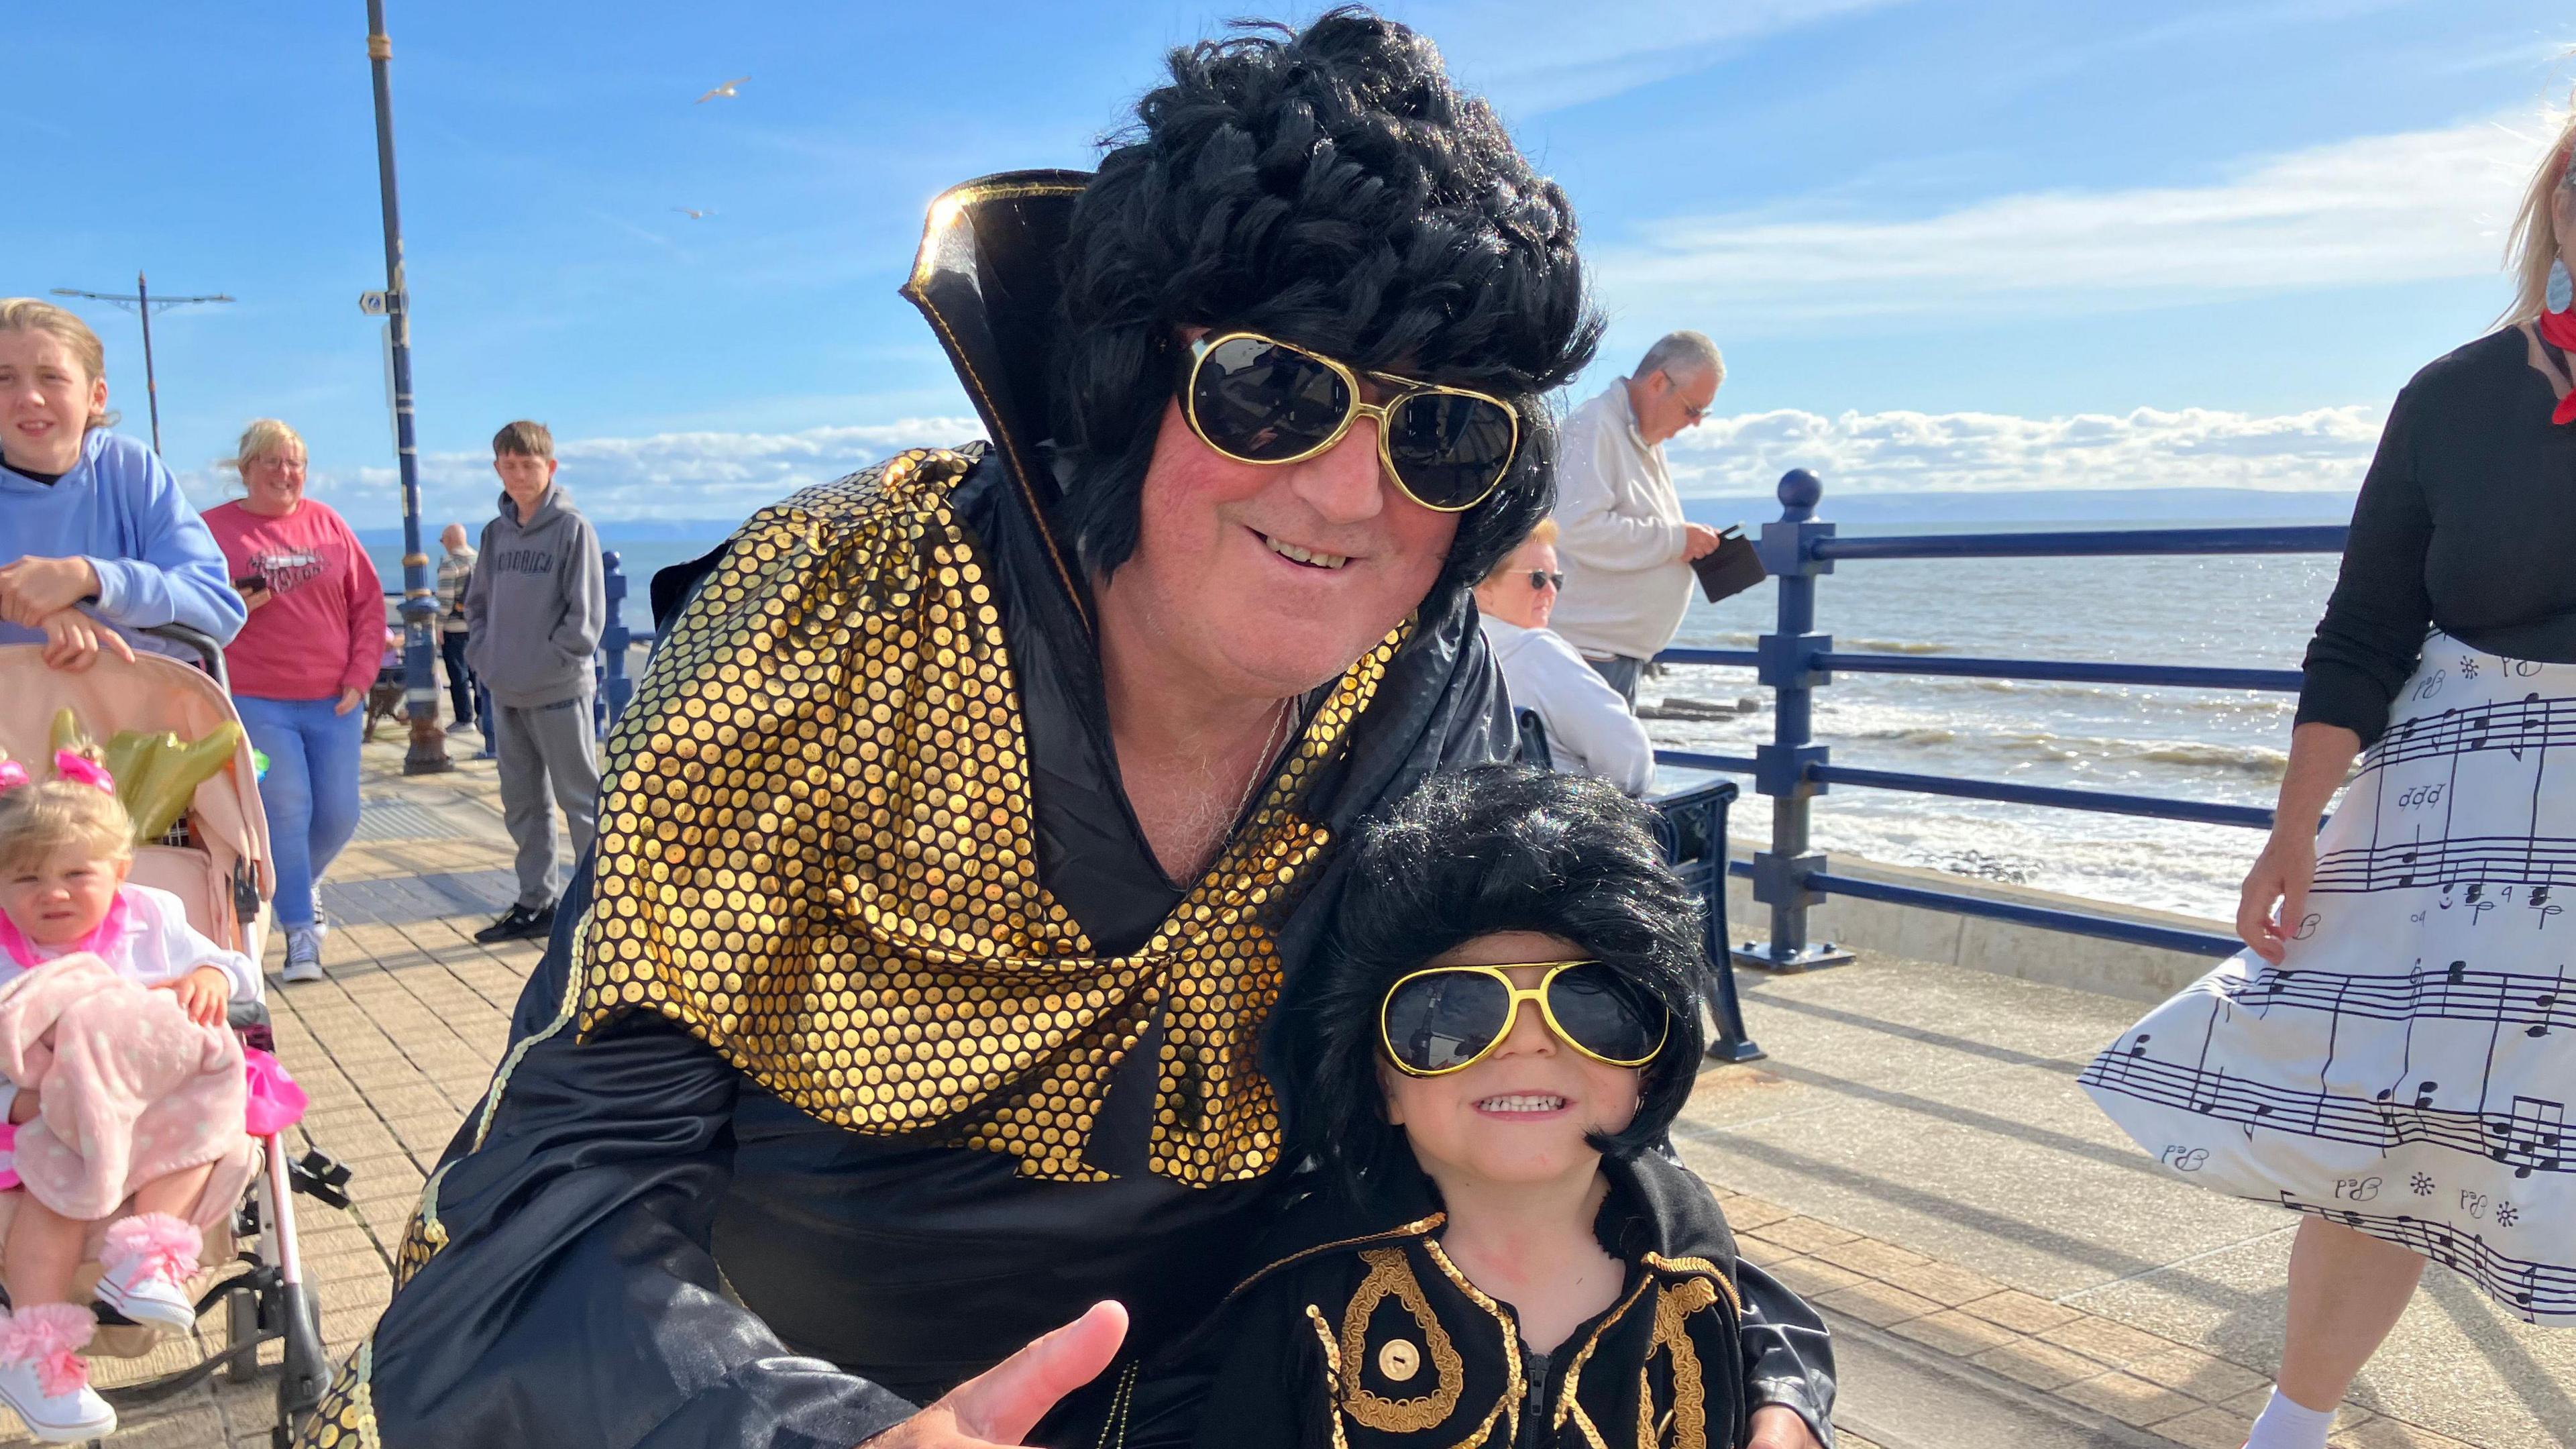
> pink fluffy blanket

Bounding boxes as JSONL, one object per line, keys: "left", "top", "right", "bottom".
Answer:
{"left": 0, "top": 954, "right": 248, "bottom": 1221}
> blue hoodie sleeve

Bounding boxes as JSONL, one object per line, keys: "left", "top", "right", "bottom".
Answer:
{"left": 83, "top": 443, "right": 249, "bottom": 645}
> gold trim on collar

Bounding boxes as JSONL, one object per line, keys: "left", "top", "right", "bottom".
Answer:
{"left": 574, "top": 449, "right": 1403, "bottom": 1185}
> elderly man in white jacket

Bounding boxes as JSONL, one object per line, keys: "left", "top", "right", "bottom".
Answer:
{"left": 1476, "top": 519, "right": 1656, "bottom": 796}
{"left": 1548, "top": 331, "right": 1727, "bottom": 705}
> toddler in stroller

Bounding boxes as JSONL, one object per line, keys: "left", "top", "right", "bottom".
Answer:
{"left": 0, "top": 633, "right": 354, "bottom": 1448}
{"left": 0, "top": 746, "right": 266, "bottom": 1440}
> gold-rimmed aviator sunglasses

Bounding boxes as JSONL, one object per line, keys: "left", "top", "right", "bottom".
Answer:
{"left": 1378, "top": 960, "right": 1670, "bottom": 1078}
{"left": 1180, "top": 331, "right": 1523, "bottom": 513}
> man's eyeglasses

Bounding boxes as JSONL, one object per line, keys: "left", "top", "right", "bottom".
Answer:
{"left": 1523, "top": 569, "right": 1564, "bottom": 592}
{"left": 1657, "top": 369, "right": 1712, "bottom": 425}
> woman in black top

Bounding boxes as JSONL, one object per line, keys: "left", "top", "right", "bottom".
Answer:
{"left": 2082, "top": 109, "right": 2576, "bottom": 1449}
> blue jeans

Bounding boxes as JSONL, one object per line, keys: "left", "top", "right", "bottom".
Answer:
{"left": 235, "top": 695, "right": 365, "bottom": 930}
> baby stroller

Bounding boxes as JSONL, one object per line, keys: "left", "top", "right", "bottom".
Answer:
{"left": 0, "top": 627, "right": 354, "bottom": 1446}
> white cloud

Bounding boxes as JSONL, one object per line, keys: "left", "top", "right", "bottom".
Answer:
{"left": 170, "top": 403, "right": 2389, "bottom": 527}
{"left": 1662, "top": 402, "right": 2387, "bottom": 496}
{"left": 1592, "top": 113, "right": 2542, "bottom": 330}
{"left": 178, "top": 416, "right": 989, "bottom": 525}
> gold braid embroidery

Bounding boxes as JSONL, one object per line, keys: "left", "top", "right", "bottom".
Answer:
{"left": 1642, "top": 1278, "right": 1721, "bottom": 1449}
{"left": 1338, "top": 1248, "right": 1466, "bottom": 1432}
{"left": 1554, "top": 1275, "right": 1655, "bottom": 1449}
{"left": 1421, "top": 1238, "right": 1523, "bottom": 1447}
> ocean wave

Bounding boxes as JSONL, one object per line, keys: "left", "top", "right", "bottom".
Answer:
{"left": 1837, "top": 637, "right": 1952, "bottom": 655}
{"left": 2128, "top": 741, "right": 2290, "bottom": 773}
{"left": 1884, "top": 727, "right": 2287, "bottom": 776}
{"left": 1953, "top": 678, "right": 2290, "bottom": 712}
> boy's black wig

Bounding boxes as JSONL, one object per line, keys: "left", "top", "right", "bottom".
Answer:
{"left": 1049, "top": 8, "right": 1602, "bottom": 621}
{"left": 1300, "top": 765, "right": 1709, "bottom": 1190}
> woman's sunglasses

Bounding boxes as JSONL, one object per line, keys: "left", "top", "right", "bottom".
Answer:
{"left": 1181, "top": 331, "right": 1523, "bottom": 513}
{"left": 1379, "top": 960, "right": 1670, "bottom": 1077}
{"left": 1523, "top": 570, "right": 1564, "bottom": 592}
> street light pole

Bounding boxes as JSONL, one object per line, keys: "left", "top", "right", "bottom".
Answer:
{"left": 364, "top": 0, "right": 451, "bottom": 775}
{"left": 48, "top": 276, "right": 231, "bottom": 457}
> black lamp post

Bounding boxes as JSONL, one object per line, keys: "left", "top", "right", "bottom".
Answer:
{"left": 363, "top": 0, "right": 451, "bottom": 775}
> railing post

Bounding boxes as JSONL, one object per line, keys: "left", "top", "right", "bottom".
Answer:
{"left": 1734, "top": 469, "right": 1854, "bottom": 973}
{"left": 596, "top": 550, "right": 635, "bottom": 737}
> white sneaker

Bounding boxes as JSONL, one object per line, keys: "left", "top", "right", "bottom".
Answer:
{"left": 0, "top": 1303, "right": 115, "bottom": 1442}
{"left": 280, "top": 925, "right": 325, "bottom": 983}
{"left": 95, "top": 1212, "right": 203, "bottom": 1334}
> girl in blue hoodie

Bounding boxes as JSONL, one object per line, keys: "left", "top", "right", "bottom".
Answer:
{"left": 0, "top": 299, "right": 246, "bottom": 670}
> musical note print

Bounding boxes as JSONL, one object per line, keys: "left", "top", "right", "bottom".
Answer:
{"left": 2086, "top": 637, "right": 2576, "bottom": 1325}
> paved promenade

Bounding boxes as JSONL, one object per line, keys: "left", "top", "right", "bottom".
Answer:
{"left": 26, "top": 737, "right": 2563, "bottom": 1446}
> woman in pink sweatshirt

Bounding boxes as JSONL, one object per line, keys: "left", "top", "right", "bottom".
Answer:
{"left": 200, "top": 420, "right": 381, "bottom": 985}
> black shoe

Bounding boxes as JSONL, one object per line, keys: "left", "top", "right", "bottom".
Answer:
{"left": 474, "top": 902, "right": 557, "bottom": 944}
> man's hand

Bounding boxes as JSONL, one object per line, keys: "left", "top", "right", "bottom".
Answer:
{"left": 1748, "top": 1405, "right": 1824, "bottom": 1449}
{"left": 37, "top": 609, "right": 135, "bottom": 673}
{"left": 7, "top": 1089, "right": 37, "bottom": 1126}
{"left": 863, "top": 1301, "right": 1127, "bottom": 1449}
{"left": 334, "top": 687, "right": 365, "bottom": 716}
{"left": 236, "top": 583, "right": 274, "bottom": 612}
{"left": 152, "top": 966, "right": 233, "bottom": 1027}
{"left": 1682, "top": 521, "right": 1724, "bottom": 561}
{"left": 0, "top": 556, "right": 100, "bottom": 627}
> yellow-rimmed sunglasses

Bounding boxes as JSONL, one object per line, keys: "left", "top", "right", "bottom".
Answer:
{"left": 1378, "top": 960, "right": 1670, "bottom": 1078}
{"left": 1180, "top": 331, "right": 1523, "bottom": 513}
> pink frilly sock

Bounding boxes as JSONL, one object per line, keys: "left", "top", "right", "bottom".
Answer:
{"left": 101, "top": 1212, "right": 203, "bottom": 1285}
{"left": 0, "top": 1302, "right": 97, "bottom": 1397}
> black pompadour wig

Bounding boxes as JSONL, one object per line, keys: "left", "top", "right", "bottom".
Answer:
{"left": 1049, "top": 8, "right": 1602, "bottom": 621}
{"left": 1299, "top": 765, "right": 1709, "bottom": 1188}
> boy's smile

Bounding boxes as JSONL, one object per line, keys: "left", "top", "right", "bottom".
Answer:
{"left": 1381, "top": 930, "right": 1644, "bottom": 1189}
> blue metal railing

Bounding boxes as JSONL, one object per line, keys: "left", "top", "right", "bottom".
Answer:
{"left": 1654, "top": 470, "right": 2347, "bottom": 967}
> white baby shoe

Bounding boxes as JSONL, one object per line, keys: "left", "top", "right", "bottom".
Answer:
{"left": 95, "top": 1211, "right": 203, "bottom": 1334}
{"left": 0, "top": 1302, "right": 115, "bottom": 1442}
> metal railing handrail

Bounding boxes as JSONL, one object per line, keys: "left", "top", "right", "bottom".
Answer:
{"left": 1813, "top": 523, "right": 2347, "bottom": 561}
{"left": 1653, "top": 468, "right": 2345, "bottom": 970}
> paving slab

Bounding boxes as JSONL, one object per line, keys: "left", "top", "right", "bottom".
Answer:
{"left": 13, "top": 735, "right": 2555, "bottom": 1446}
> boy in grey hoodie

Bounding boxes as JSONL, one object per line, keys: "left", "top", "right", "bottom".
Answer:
{"left": 464, "top": 421, "right": 605, "bottom": 943}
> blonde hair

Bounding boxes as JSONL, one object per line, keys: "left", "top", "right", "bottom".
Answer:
{"left": 1478, "top": 517, "right": 1558, "bottom": 584}
{"left": 2500, "top": 100, "right": 2576, "bottom": 326}
{"left": 0, "top": 298, "right": 115, "bottom": 431}
{"left": 231, "top": 418, "right": 307, "bottom": 474}
{"left": 0, "top": 759, "right": 133, "bottom": 876}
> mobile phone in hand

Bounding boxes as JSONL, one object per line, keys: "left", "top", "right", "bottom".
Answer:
{"left": 233, "top": 574, "right": 268, "bottom": 593}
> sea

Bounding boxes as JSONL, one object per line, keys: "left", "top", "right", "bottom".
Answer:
{"left": 372, "top": 502, "right": 2347, "bottom": 925}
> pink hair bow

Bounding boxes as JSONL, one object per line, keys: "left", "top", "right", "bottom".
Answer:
{"left": 51, "top": 751, "right": 113, "bottom": 794}
{"left": 0, "top": 761, "right": 26, "bottom": 794}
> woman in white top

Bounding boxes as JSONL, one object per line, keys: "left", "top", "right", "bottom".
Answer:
{"left": 1474, "top": 519, "right": 1657, "bottom": 796}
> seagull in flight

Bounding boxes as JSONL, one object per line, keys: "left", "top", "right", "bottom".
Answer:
{"left": 672, "top": 207, "right": 714, "bottom": 220}
{"left": 696, "top": 76, "right": 749, "bottom": 103}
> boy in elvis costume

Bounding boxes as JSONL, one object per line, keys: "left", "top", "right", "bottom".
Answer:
{"left": 1159, "top": 767, "right": 1833, "bottom": 1449}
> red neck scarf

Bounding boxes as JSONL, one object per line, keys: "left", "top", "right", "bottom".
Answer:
{"left": 2536, "top": 307, "right": 2576, "bottom": 425}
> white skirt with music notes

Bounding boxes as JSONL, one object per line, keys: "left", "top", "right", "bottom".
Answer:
{"left": 2082, "top": 633, "right": 2576, "bottom": 1324}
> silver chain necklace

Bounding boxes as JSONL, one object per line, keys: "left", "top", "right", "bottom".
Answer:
{"left": 1226, "top": 698, "right": 1295, "bottom": 827}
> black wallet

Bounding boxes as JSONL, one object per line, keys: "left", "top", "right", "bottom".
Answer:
{"left": 1690, "top": 525, "right": 1766, "bottom": 603}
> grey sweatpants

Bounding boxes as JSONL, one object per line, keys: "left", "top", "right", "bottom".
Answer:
{"left": 494, "top": 689, "right": 600, "bottom": 910}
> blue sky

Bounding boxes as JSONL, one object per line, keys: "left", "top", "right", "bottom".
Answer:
{"left": 13, "top": 1, "right": 2573, "bottom": 525}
